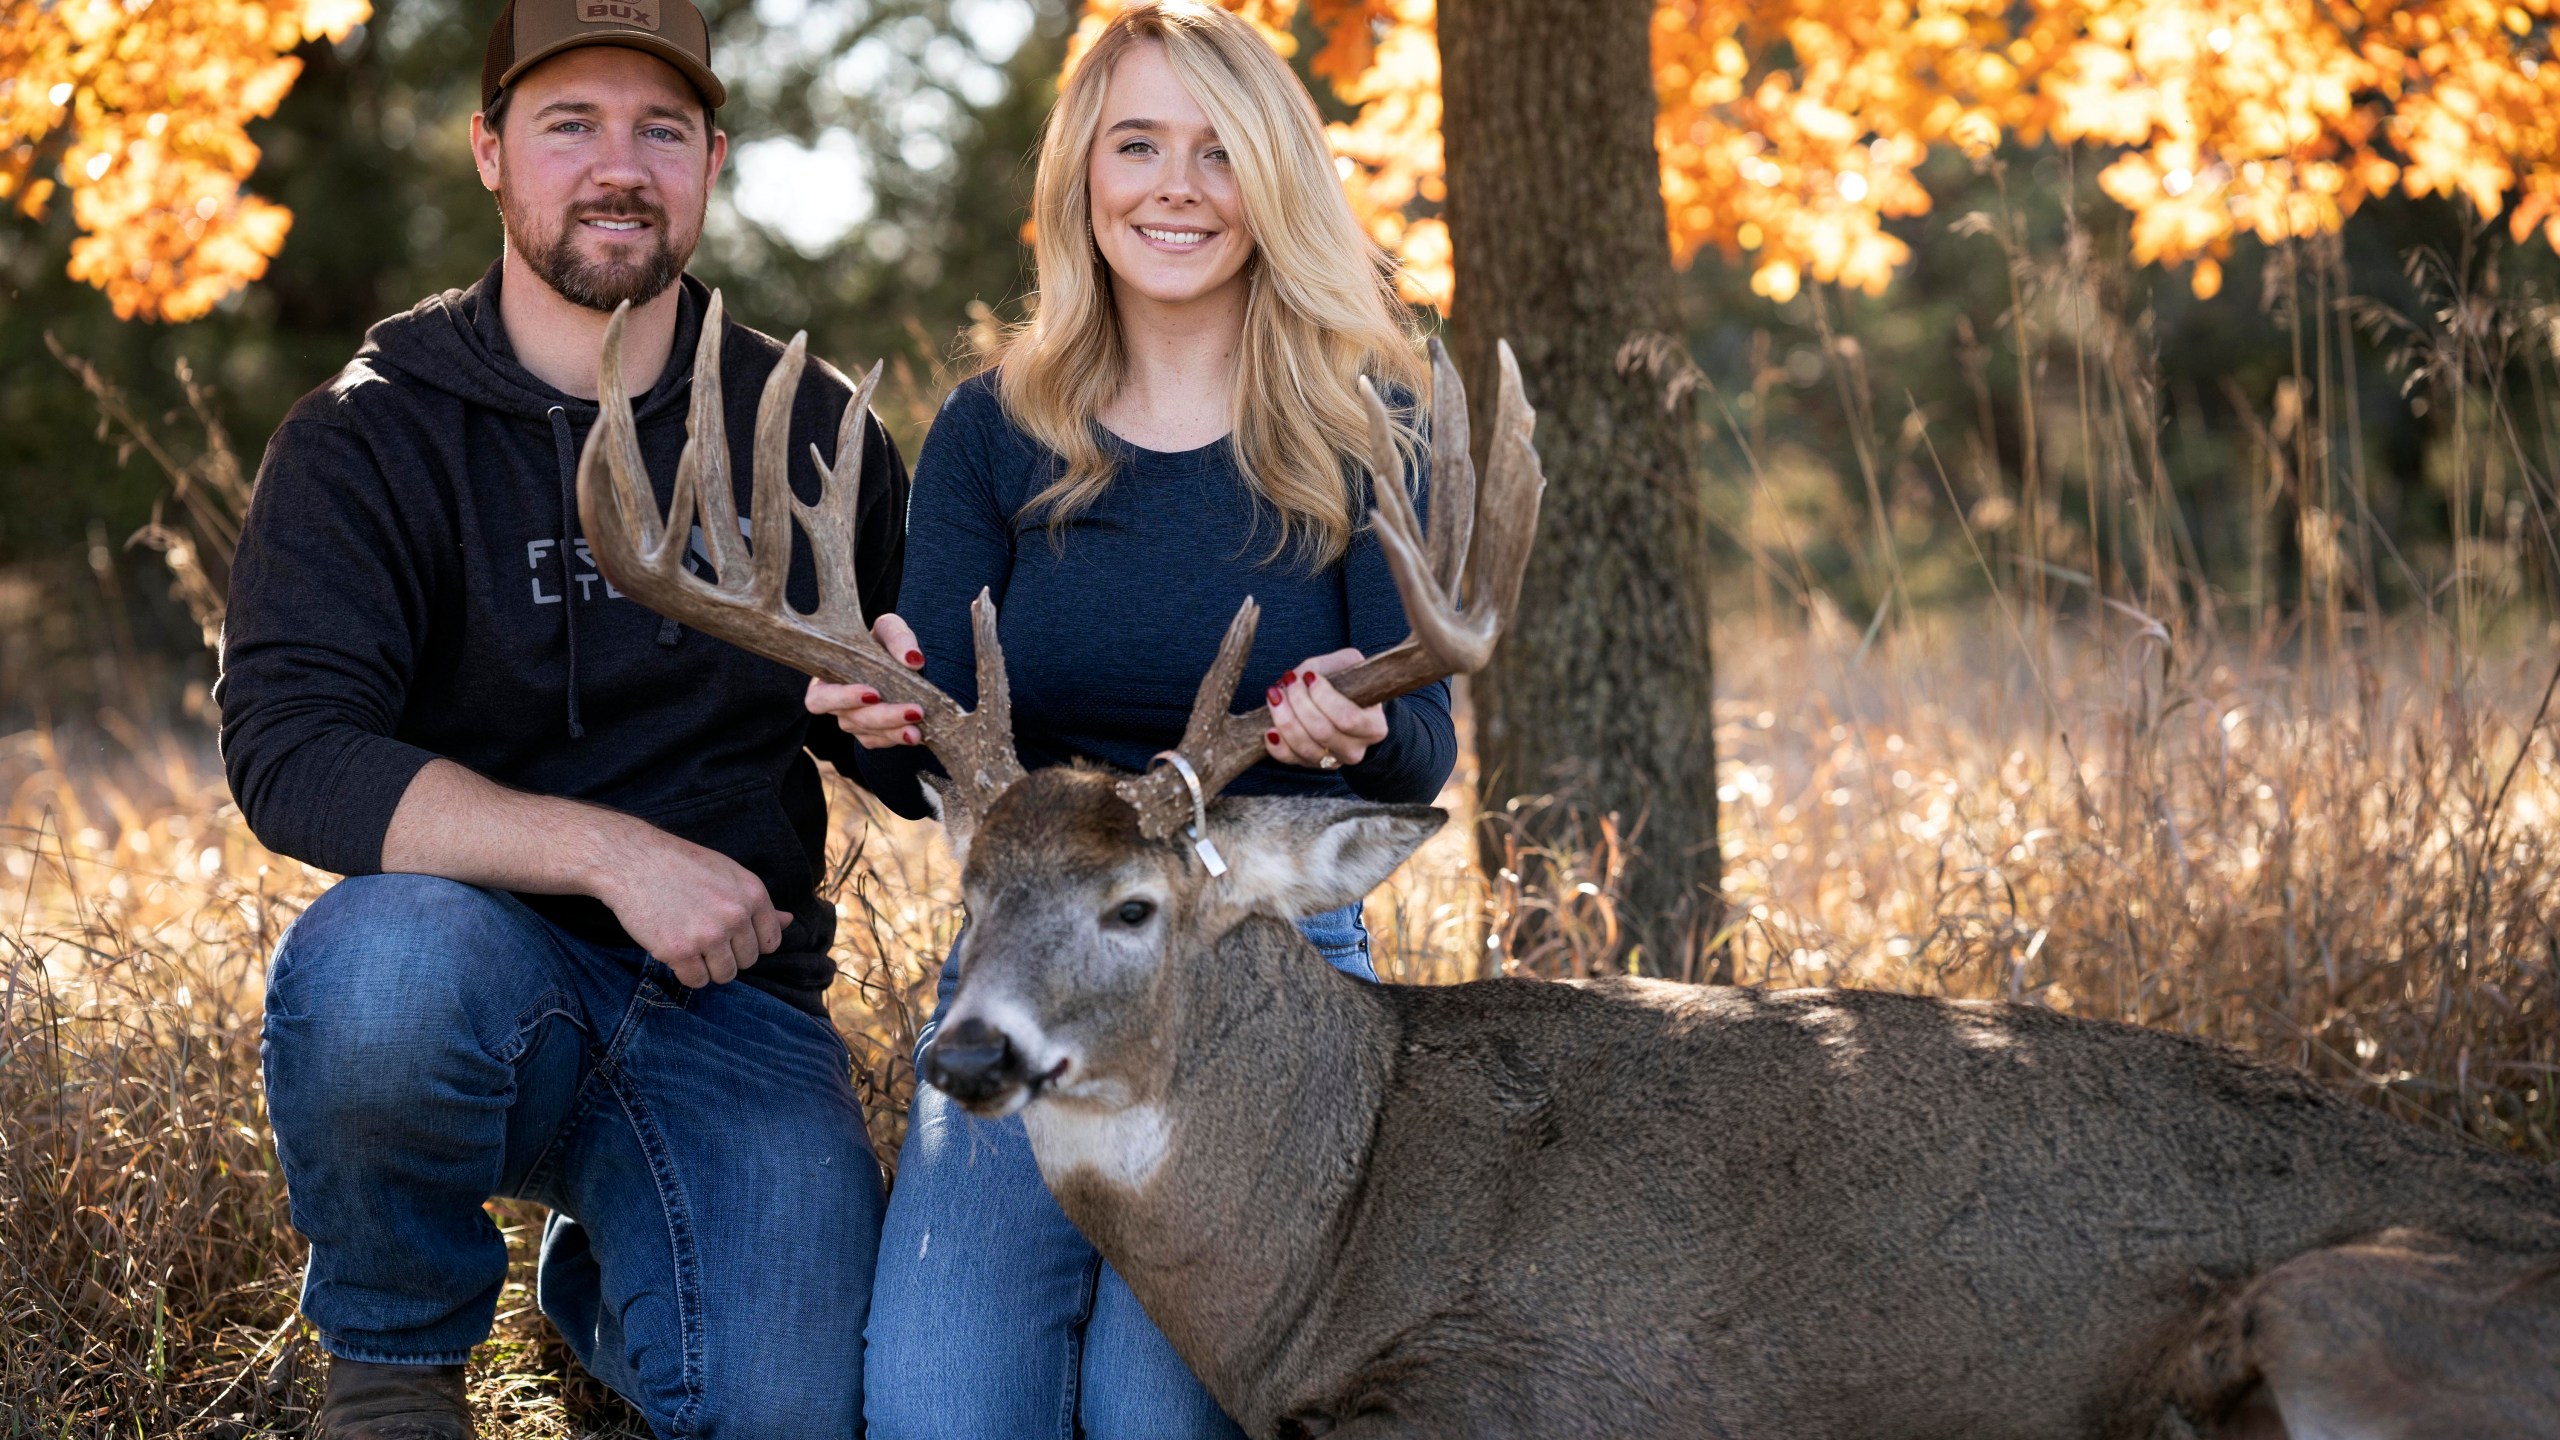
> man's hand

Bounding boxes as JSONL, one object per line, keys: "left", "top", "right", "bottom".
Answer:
{"left": 587, "top": 827, "right": 785, "bottom": 988}
{"left": 381, "top": 758, "right": 783, "bottom": 990}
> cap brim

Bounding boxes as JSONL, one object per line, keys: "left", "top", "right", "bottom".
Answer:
{"left": 499, "top": 34, "right": 727, "bottom": 110}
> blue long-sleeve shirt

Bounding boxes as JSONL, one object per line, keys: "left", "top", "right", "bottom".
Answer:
{"left": 859, "top": 371, "right": 1455, "bottom": 819}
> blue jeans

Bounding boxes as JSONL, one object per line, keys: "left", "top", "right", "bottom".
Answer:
{"left": 260, "top": 874, "right": 885, "bottom": 1438}
{"left": 863, "top": 903, "right": 1372, "bottom": 1439}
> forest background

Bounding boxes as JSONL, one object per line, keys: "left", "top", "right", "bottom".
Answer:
{"left": 10, "top": 0, "right": 2560, "bottom": 1431}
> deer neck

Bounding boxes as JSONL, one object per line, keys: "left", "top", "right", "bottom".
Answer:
{"left": 1025, "top": 913, "right": 1394, "bottom": 1411}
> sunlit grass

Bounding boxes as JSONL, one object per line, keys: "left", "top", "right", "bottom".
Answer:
{"left": 6, "top": 607, "right": 2555, "bottom": 1434}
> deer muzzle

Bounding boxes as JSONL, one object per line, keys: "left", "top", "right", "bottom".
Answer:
{"left": 924, "top": 1015, "right": 1037, "bottom": 1110}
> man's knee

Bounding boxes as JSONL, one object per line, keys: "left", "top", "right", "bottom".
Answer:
{"left": 263, "top": 874, "right": 557, "bottom": 1121}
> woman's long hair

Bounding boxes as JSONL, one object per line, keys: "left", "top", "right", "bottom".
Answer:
{"left": 996, "top": 0, "right": 1424, "bottom": 565}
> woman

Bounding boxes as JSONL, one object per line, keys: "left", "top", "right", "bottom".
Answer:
{"left": 811, "top": 4, "right": 1451, "bottom": 1434}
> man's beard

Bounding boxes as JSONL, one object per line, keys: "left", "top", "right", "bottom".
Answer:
{"left": 504, "top": 192, "right": 688, "bottom": 312}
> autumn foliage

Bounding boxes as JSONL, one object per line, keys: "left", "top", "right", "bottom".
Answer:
{"left": 1078, "top": 0, "right": 2560, "bottom": 307}
{"left": 2, "top": 0, "right": 369, "bottom": 321}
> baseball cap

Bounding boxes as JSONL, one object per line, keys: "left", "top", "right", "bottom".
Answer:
{"left": 481, "top": 0, "right": 727, "bottom": 112}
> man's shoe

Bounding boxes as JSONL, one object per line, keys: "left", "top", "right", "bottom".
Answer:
{"left": 315, "top": 1356, "right": 475, "bottom": 1440}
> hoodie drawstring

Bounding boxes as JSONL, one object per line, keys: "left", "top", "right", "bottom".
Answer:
{"left": 546, "top": 406, "right": 587, "bottom": 740}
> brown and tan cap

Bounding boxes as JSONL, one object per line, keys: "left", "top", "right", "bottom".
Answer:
{"left": 482, "top": 0, "right": 726, "bottom": 111}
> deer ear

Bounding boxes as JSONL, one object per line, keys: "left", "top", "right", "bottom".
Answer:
{"left": 922, "top": 776, "right": 976, "bottom": 866}
{"left": 1201, "top": 797, "right": 1446, "bottom": 919}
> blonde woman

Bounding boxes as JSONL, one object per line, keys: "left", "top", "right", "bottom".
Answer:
{"left": 809, "top": 3, "right": 1449, "bottom": 1433}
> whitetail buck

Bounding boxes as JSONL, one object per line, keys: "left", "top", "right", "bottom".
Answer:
{"left": 581, "top": 299, "right": 2560, "bottom": 1440}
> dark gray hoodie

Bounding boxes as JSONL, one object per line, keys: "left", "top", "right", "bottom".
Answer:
{"left": 217, "top": 262, "right": 907, "bottom": 1012}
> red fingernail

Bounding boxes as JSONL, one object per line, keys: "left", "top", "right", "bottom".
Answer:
{"left": 1300, "top": 671, "right": 1315, "bottom": 686}
{"left": 860, "top": 691, "right": 879, "bottom": 704}
{"left": 1281, "top": 671, "right": 1297, "bottom": 685}
{"left": 904, "top": 707, "right": 922, "bottom": 723}
{"left": 1267, "top": 686, "right": 1285, "bottom": 706}
{"left": 1266, "top": 730, "right": 1281, "bottom": 744}
{"left": 904, "top": 727, "right": 919, "bottom": 744}
{"left": 905, "top": 649, "right": 924, "bottom": 666}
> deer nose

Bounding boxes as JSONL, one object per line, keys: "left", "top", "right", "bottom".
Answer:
{"left": 925, "top": 1016, "right": 1027, "bottom": 1104}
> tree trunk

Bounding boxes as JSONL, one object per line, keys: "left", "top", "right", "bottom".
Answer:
{"left": 1439, "top": 0, "right": 1721, "bottom": 979}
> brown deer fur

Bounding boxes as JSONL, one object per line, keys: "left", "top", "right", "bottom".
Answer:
{"left": 934, "top": 767, "right": 2560, "bottom": 1440}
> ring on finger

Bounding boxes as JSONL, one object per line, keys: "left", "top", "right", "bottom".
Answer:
{"left": 1317, "top": 753, "right": 1341, "bottom": 770}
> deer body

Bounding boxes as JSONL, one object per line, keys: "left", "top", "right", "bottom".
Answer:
{"left": 923, "top": 769, "right": 2560, "bottom": 1440}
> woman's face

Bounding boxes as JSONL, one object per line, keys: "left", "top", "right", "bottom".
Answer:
{"left": 1085, "top": 41, "right": 1255, "bottom": 313}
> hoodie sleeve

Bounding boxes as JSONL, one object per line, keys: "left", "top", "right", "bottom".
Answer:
{"left": 217, "top": 404, "right": 441, "bottom": 876}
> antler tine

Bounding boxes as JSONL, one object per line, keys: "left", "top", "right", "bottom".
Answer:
{"left": 577, "top": 293, "right": 1026, "bottom": 841}
{"left": 1423, "top": 338, "right": 1475, "bottom": 595}
{"left": 801, "top": 359, "right": 887, "bottom": 633}
{"left": 676, "top": 292, "right": 746, "bottom": 588}
{"left": 1361, "top": 377, "right": 1496, "bottom": 673}
{"left": 588, "top": 303, "right": 683, "bottom": 571}
{"left": 746, "top": 328, "right": 809, "bottom": 607}
{"left": 1115, "top": 344, "right": 1547, "bottom": 841}
{"left": 1463, "top": 340, "right": 1544, "bottom": 634}
{"left": 945, "top": 589, "right": 1029, "bottom": 804}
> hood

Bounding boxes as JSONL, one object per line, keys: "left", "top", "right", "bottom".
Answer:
{"left": 354, "top": 258, "right": 708, "bottom": 423}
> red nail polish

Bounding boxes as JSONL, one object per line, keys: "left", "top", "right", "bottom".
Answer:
{"left": 904, "top": 707, "right": 922, "bottom": 723}
{"left": 1281, "top": 671, "right": 1297, "bottom": 685}
{"left": 861, "top": 691, "right": 879, "bottom": 705}
{"left": 1299, "top": 671, "right": 1315, "bottom": 686}
{"left": 1267, "top": 686, "right": 1285, "bottom": 706}
{"left": 1266, "top": 730, "right": 1281, "bottom": 744}
{"left": 906, "top": 649, "right": 924, "bottom": 666}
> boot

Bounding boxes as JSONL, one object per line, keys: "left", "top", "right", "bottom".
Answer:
{"left": 315, "top": 1356, "right": 475, "bottom": 1440}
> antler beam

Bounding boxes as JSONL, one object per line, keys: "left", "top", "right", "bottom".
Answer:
{"left": 575, "top": 293, "right": 1026, "bottom": 829}
{"left": 1114, "top": 337, "right": 1547, "bottom": 839}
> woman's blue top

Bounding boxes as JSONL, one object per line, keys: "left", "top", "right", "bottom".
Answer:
{"left": 855, "top": 371, "right": 1456, "bottom": 821}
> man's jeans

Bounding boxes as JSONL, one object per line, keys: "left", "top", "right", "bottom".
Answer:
{"left": 261, "top": 874, "right": 885, "bottom": 1438}
{"left": 863, "top": 904, "right": 1374, "bottom": 1439}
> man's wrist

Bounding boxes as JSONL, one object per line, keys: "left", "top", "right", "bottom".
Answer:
{"left": 553, "top": 799, "right": 645, "bottom": 904}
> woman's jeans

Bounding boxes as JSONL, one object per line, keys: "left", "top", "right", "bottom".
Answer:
{"left": 260, "top": 874, "right": 885, "bottom": 1438}
{"left": 863, "top": 903, "right": 1374, "bottom": 1439}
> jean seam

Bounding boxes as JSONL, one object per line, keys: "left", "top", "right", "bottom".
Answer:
{"left": 510, "top": 1060, "right": 609, "bottom": 1205}
{"left": 600, "top": 1010, "right": 708, "bottom": 1432}
{"left": 1063, "top": 1253, "right": 1102, "bottom": 1440}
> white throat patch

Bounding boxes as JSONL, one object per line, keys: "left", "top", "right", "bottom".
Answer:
{"left": 1025, "top": 1101, "right": 1172, "bottom": 1191}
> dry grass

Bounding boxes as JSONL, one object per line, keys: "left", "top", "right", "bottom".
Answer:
{"left": 5, "top": 608, "right": 2557, "bottom": 1435}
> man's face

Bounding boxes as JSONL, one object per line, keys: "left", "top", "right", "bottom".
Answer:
{"left": 471, "top": 45, "right": 726, "bottom": 312}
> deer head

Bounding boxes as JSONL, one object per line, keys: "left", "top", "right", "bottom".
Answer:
{"left": 577, "top": 297, "right": 1544, "bottom": 1118}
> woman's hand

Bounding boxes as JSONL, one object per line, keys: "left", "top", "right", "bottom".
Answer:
{"left": 806, "top": 614, "right": 930, "bottom": 748}
{"left": 1264, "top": 649, "right": 1388, "bottom": 771}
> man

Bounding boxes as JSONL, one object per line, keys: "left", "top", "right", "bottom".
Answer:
{"left": 218, "top": 2, "right": 908, "bottom": 1433}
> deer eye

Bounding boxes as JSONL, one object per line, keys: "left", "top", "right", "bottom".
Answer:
{"left": 1111, "top": 898, "right": 1156, "bottom": 927}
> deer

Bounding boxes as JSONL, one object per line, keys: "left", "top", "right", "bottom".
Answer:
{"left": 579, "top": 298, "right": 2560, "bottom": 1440}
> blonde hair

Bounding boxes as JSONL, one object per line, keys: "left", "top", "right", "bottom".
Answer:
{"left": 997, "top": 0, "right": 1423, "bottom": 565}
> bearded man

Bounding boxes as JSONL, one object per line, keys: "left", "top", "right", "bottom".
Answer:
{"left": 217, "top": 3, "right": 906, "bottom": 1433}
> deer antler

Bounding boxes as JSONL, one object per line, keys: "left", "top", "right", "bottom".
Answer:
{"left": 575, "top": 292, "right": 1027, "bottom": 832}
{"left": 1114, "top": 337, "right": 1546, "bottom": 840}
